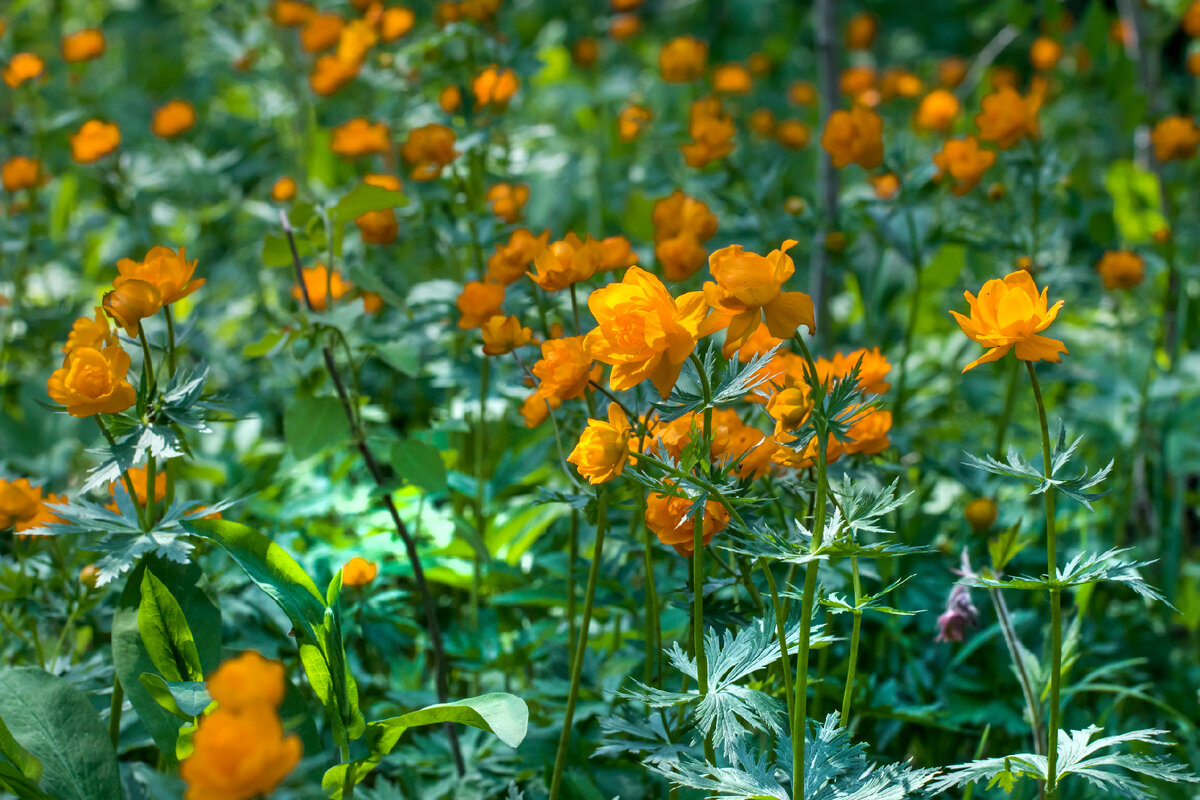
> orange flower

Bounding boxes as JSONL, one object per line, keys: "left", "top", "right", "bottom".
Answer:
{"left": 766, "top": 383, "right": 812, "bottom": 439}
{"left": 1030, "top": 36, "right": 1063, "bottom": 70}
{"left": 821, "top": 106, "right": 883, "bottom": 169}
{"left": 1150, "top": 116, "right": 1200, "bottom": 162}
{"left": 109, "top": 467, "right": 168, "bottom": 507}
{"left": 1095, "top": 250, "right": 1145, "bottom": 290}
{"left": 681, "top": 97, "right": 736, "bottom": 168}
{"left": 300, "top": 12, "right": 343, "bottom": 52}
{"left": 116, "top": 246, "right": 204, "bottom": 305}
{"left": 330, "top": 118, "right": 389, "bottom": 158}
{"left": 845, "top": 12, "right": 878, "bottom": 50}
{"left": 585, "top": 267, "right": 708, "bottom": 396}
{"left": 572, "top": 37, "right": 599, "bottom": 69}
{"left": 612, "top": 0, "right": 642, "bottom": 10}
{"left": 180, "top": 704, "right": 301, "bottom": 800}
{"left": 788, "top": 80, "right": 817, "bottom": 106}
{"left": 354, "top": 174, "right": 402, "bottom": 244}
{"left": 699, "top": 240, "right": 816, "bottom": 357}
{"left": 567, "top": 404, "right": 632, "bottom": 484}
{"left": 913, "top": 89, "right": 960, "bottom": 134}
{"left": 617, "top": 104, "right": 653, "bottom": 142}
{"left": 1188, "top": 52, "right": 1200, "bottom": 77}
{"left": 342, "top": 557, "right": 379, "bottom": 588}
{"left": 932, "top": 136, "right": 996, "bottom": 195}
{"left": 597, "top": 235, "right": 637, "bottom": 271}
{"left": 272, "top": 177, "right": 298, "bottom": 202}
{"left": 776, "top": 119, "right": 810, "bottom": 150}
{"left": 747, "top": 53, "right": 771, "bottom": 76}
{"left": 3, "top": 53, "right": 44, "bottom": 88}
{"left": 869, "top": 173, "right": 900, "bottom": 200}
{"left": 486, "top": 183, "right": 530, "bottom": 223}
{"left": 62, "top": 29, "right": 106, "bottom": 62}
{"left": 401, "top": 123, "right": 458, "bottom": 180}
{"left": 653, "top": 190, "right": 717, "bottom": 281}
{"left": 381, "top": 7, "right": 416, "bottom": 41}
{"left": 309, "top": 54, "right": 359, "bottom": 95}
{"left": 521, "top": 336, "right": 601, "bottom": 427}
{"left": 487, "top": 229, "right": 549, "bottom": 285}
{"left": 439, "top": 85, "right": 463, "bottom": 113}
{"left": 336, "top": 19, "right": 377, "bottom": 65}
{"left": 879, "top": 68, "right": 923, "bottom": 101}
{"left": 749, "top": 108, "right": 777, "bottom": 136}
{"left": 839, "top": 66, "right": 876, "bottom": 102}
{"left": 950, "top": 270, "right": 1067, "bottom": 372}
{"left": 473, "top": 65, "right": 519, "bottom": 110}
{"left": 965, "top": 497, "right": 999, "bottom": 532}
{"left": 103, "top": 280, "right": 163, "bottom": 336}
{"left": 938, "top": 57, "right": 969, "bottom": 88}
{"left": 481, "top": 315, "right": 533, "bottom": 355}
{"left": 975, "top": 86, "right": 1041, "bottom": 149}
{"left": 18, "top": 491, "right": 68, "bottom": 534}
{"left": 644, "top": 486, "right": 729, "bottom": 556}
{"left": 271, "top": 0, "right": 316, "bottom": 26}
{"left": 659, "top": 35, "right": 707, "bottom": 82}
{"left": 152, "top": 100, "right": 197, "bottom": 139}
{"left": 842, "top": 406, "right": 892, "bottom": 455}
{"left": 47, "top": 346, "right": 136, "bottom": 417}
{"left": 64, "top": 307, "right": 119, "bottom": 354}
{"left": 292, "top": 265, "right": 352, "bottom": 311}
{"left": 771, "top": 433, "right": 844, "bottom": 471}
{"left": 712, "top": 63, "right": 752, "bottom": 94}
{"left": 528, "top": 233, "right": 604, "bottom": 291}
{"left": 0, "top": 479, "right": 41, "bottom": 531}
{"left": 610, "top": 13, "right": 641, "bottom": 41}
{"left": 207, "top": 651, "right": 287, "bottom": 711}
{"left": 456, "top": 280, "right": 505, "bottom": 329}
{"left": 817, "top": 347, "right": 891, "bottom": 394}
{"left": 2, "top": 157, "right": 41, "bottom": 192}
{"left": 70, "top": 120, "right": 121, "bottom": 163}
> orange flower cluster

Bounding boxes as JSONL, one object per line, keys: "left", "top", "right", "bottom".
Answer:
{"left": 932, "top": 136, "right": 996, "bottom": 195}
{"left": 487, "top": 229, "right": 549, "bottom": 285}
{"left": 975, "top": 85, "right": 1041, "bottom": 149}
{"left": 681, "top": 97, "right": 735, "bottom": 168}
{"left": 520, "top": 336, "right": 601, "bottom": 427}
{"left": 486, "top": 183, "right": 530, "bottom": 223}
{"left": 2, "top": 156, "right": 42, "bottom": 192}
{"left": 0, "top": 479, "right": 67, "bottom": 534}
{"left": 659, "top": 35, "right": 707, "bottom": 82}
{"left": 528, "top": 233, "right": 634, "bottom": 291}
{"left": 821, "top": 106, "right": 883, "bottom": 169}
{"left": 645, "top": 486, "right": 729, "bottom": 556}
{"left": 617, "top": 104, "right": 653, "bottom": 142}
{"left": 473, "top": 65, "right": 519, "bottom": 110}
{"left": 913, "top": 89, "right": 960, "bottom": 134}
{"left": 567, "top": 404, "right": 632, "bottom": 484}
{"left": 181, "top": 652, "right": 302, "bottom": 800}
{"left": 457, "top": 280, "right": 506, "bottom": 329}
{"left": 152, "top": 100, "right": 196, "bottom": 139}
{"left": 3, "top": 53, "right": 44, "bottom": 88}
{"left": 1150, "top": 116, "right": 1200, "bottom": 162}
{"left": 652, "top": 191, "right": 717, "bottom": 281}
{"left": 330, "top": 118, "right": 390, "bottom": 158}
{"left": 293, "top": 264, "right": 352, "bottom": 311}
{"left": 70, "top": 120, "right": 121, "bottom": 163}
{"left": 62, "top": 29, "right": 106, "bottom": 62}
{"left": 342, "top": 556, "right": 379, "bottom": 588}
{"left": 401, "top": 123, "right": 458, "bottom": 180}
{"left": 481, "top": 315, "right": 533, "bottom": 356}
{"left": 712, "top": 63, "right": 752, "bottom": 95}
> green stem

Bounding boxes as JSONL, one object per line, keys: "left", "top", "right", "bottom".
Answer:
{"left": 694, "top": 510, "right": 715, "bottom": 763}
{"left": 839, "top": 556, "right": 862, "bottom": 725}
{"left": 472, "top": 359, "right": 490, "bottom": 694}
{"left": 145, "top": 454, "right": 157, "bottom": 528}
{"left": 762, "top": 561, "right": 795, "bottom": 722}
{"left": 792, "top": 437, "right": 828, "bottom": 799}
{"left": 1026, "top": 362, "right": 1060, "bottom": 797}
{"left": 137, "top": 321, "right": 157, "bottom": 398}
{"left": 109, "top": 677, "right": 124, "bottom": 749}
{"left": 96, "top": 418, "right": 145, "bottom": 529}
{"left": 567, "top": 510, "right": 579, "bottom": 649}
{"left": 164, "top": 304, "right": 177, "bottom": 377}
{"left": 340, "top": 744, "right": 355, "bottom": 799}
{"left": 548, "top": 490, "right": 608, "bottom": 800}
{"left": 637, "top": 497, "right": 659, "bottom": 685}
{"left": 892, "top": 202, "right": 924, "bottom": 427}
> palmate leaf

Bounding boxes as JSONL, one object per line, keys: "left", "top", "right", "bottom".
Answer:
{"left": 963, "top": 548, "right": 1169, "bottom": 605}
{"left": 594, "top": 710, "right": 691, "bottom": 766}
{"left": 930, "top": 727, "right": 1198, "bottom": 799}
{"left": 963, "top": 424, "right": 1113, "bottom": 509}
{"left": 832, "top": 477, "right": 910, "bottom": 538}
{"left": 823, "top": 576, "right": 917, "bottom": 617}
{"left": 723, "top": 516, "right": 925, "bottom": 567}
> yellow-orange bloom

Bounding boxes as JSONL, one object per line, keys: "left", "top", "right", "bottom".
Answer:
{"left": 975, "top": 86, "right": 1041, "bottom": 149}
{"left": 1185, "top": 0, "right": 1200, "bottom": 36}
{"left": 645, "top": 487, "right": 729, "bottom": 556}
{"left": 528, "top": 233, "right": 603, "bottom": 291}
{"left": 207, "top": 651, "right": 287, "bottom": 711}
{"left": 439, "top": 85, "right": 463, "bottom": 113}
{"left": 271, "top": 0, "right": 316, "bottom": 26}
{"left": 776, "top": 119, "right": 810, "bottom": 150}
{"left": 584, "top": 267, "right": 708, "bottom": 396}
{"left": 401, "top": 123, "right": 458, "bottom": 180}
{"left": 116, "top": 246, "right": 204, "bottom": 305}
{"left": 1095, "top": 250, "right": 1145, "bottom": 290}
{"left": 712, "top": 63, "right": 752, "bottom": 94}
{"left": 2, "top": 157, "right": 41, "bottom": 192}
{"left": 354, "top": 174, "right": 402, "bottom": 245}
{"left": 487, "top": 229, "right": 549, "bottom": 285}
{"left": 1030, "top": 36, "right": 1063, "bottom": 70}
{"left": 749, "top": 108, "right": 777, "bottom": 136}
{"left": 152, "top": 100, "right": 196, "bottom": 139}
{"left": 47, "top": 346, "right": 136, "bottom": 417}
{"left": 300, "top": 12, "right": 343, "bottom": 52}
{"left": 932, "top": 136, "right": 996, "bottom": 195}
{"left": 617, "top": 104, "right": 653, "bottom": 142}
{"left": 3, "top": 53, "right": 44, "bottom": 88}
{"left": 879, "top": 68, "right": 923, "bottom": 101}
{"left": 1150, "top": 116, "right": 1200, "bottom": 162}
{"left": 103, "top": 280, "right": 163, "bottom": 336}
{"left": 839, "top": 66, "right": 876, "bottom": 103}
{"left": 342, "top": 557, "right": 379, "bottom": 588}
{"left": 964, "top": 497, "right": 998, "bottom": 532}
{"left": 380, "top": 7, "right": 416, "bottom": 41}
{"left": 292, "top": 265, "right": 352, "bottom": 311}
{"left": 520, "top": 336, "right": 601, "bottom": 427}
{"left": 0, "top": 479, "right": 41, "bottom": 531}
{"left": 821, "top": 106, "right": 883, "bottom": 169}
{"left": 309, "top": 54, "right": 359, "bottom": 95}
{"left": 180, "top": 704, "right": 301, "bottom": 800}
{"left": 699, "top": 240, "right": 816, "bottom": 357}
{"left": 681, "top": 97, "right": 736, "bottom": 168}
{"left": 652, "top": 191, "right": 717, "bottom": 281}
{"left": 788, "top": 80, "right": 817, "bottom": 106}
{"left": 330, "top": 118, "right": 389, "bottom": 158}
{"left": 938, "top": 56, "right": 969, "bottom": 87}
{"left": 109, "top": 467, "right": 167, "bottom": 507}
{"left": 659, "top": 35, "right": 707, "bottom": 82}
{"left": 456, "top": 280, "right": 505, "bottom": 329}
{"left": 70, "top": 120, "right": 121, "bottom": 163}
{"left": 18, "top": 491, "right": 68, "bottom": 535}
{"left": 842, "top": 406, "right": 892, "bottom": 455}
{"left": 486, "top": 183, "right": 530, "bottom": 223}
{"left": 62, "top": 29, "right": 106, "bottom": 62}
{"left": 845, "top": 12, "right": 877, "bottom": 49}
{"left": 913, "top": 89, "right": 960, "bottom": 134}
{"left": 816, "top": 347, "right": 891, "bottom": 394}
{"left": 609, "top": 13, "right": 641, "bottom": 41}
{"left": 336, "top": 19, "right": 377, "bottom": 64}
{"left": 64, "top": 307, "right": 118, "bottom": 354}
{"left": 473, "top": 65, "right": 519, "bottom": 110}
{"left": 950, "top": 270, "right": 1067, "bottom": 372}
{"left": 766, "top": 383, "right": 812, "bottom": 439}
{"left": 869, "top": 173, "right": 900, "bottom": 200}
{"left": 481, "top": 315, "right": 534, "bottom": 355}
{"left": 271, "top": 177, "right": 298, "bottom": 202}
{"left": 567, "top": 404, "right": 632, "bottom": 484}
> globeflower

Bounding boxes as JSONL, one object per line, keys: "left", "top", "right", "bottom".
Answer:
{"left": 481, "top": 315, "right": 533, "bottom": 355}
{"left": 659, "top": 35, "right": 707, "bottom": 82}
{"left": 152, "top": 100, "right": 196, "bottom": 139}
{"left": 292, "top": 265, "right": 352, "bottom": 311}
{"left": 70, "top": 120, "right": 121, "bottom": 163}
{"left": 932, "top": 136, "right": 996, "bottom": 195}
{"left": 879, "top": 68, "right": 923, "bottom": 100}
{"left": 473, "top": 65, "right": 519, "bottom": 110}
{"left": 309, "top": 54, "right": 359, "bottom": 95}
{"left": 2, "top": 53, "right": 44, "bottom": 88}
{"left": 271, "top": 177, "right": 298, "bottom": 202}
{"left": 354, "top": 174, "right": 402, "bottom": 244}
{"left": 1150, "top": 116, "right": 1200, "bottom": 162}
{"left": 108, "top": 467, "right": 167, "bottom": 507}
{"left": 699, "top": 240, "right": 816, "bottom": 357}
{"left": 456, "top": 280, "right": 505, "bottom": 329}
{"left": 380, "top": 7, "right": 416, "bottom": 41}
{"left": 64, "top": 308, "right": 118, "bottom": 353}
{"left": 1095, "top": 250, "right": 1145, "bottom": 290}
{"left": 0, "top": 479, "right": 41, "bottom": 531}
{"left": 486, "top": 183, "right": 530, "bottom": 223}
{"left": 950, "top": 270, "right": 1067, "bottom": 372}
{"left": 869, "top": 173, "right": 900, "bottom": 200}
{"left": 788, "top": 80, "right": 817, "bottom": 106}
{"left": 520, "top": 336, "right": 601, "bottom": 427}
{"left": 816, "top": 347, "right": 892, "bottom": 394}
{"left": 821, "top": 106, "right": 883, "bottom": 169}
{"left": 712, "top": 63, "right": 752, "bottom": 94}
{"left": 342, "top": 557, "right": 379, "bottom": 588}
{"left": 844, "top": 12, "right": 877, "bottom": 50}
{"left": 839, "top": 66, "right": 876, "bottom": 103}
{"left": 103, "top": 280, "right": 163, "bottom": 336}
{"left": 652, "top": 190, "right": 717, "bottom": 281}
{"left": 584, "top": 267, "right": 708, "bottom": 396}
{"left": 300, "top": 12, "right": 343, "bottom": 52}
{"left": 179, "top": 699, "right": 301, "bottom": 800}
{"left": 62, "top": 29, "right": 106, "bottom": 62}
{"left": 842, "top": 406, "right": 892, "bottom": 455}
{"left": 567, "top": 404, "right": 632, "bottom": 484}
{"left": 939, "top": 57, "right": 969, "bottom": 87}
{"left": 964, "top": 497, "right": 998, "bottom": 532}
{"left": 271, "top": 0, "right": 316, "bottom": 26}
{"left": 47, "top": 346, "right": 137, "bottom": 417}
{"left": 775, "top": 119, "right": 810, "bottom": 150}
{"left": 528, "top": 233, "right": 604, "bottom": 291}
{"left": 644, "top": 487, "right": 729, "bottom": 556}
{"left": 609, "top": 13, "right": 640, "bottom": 41}
{"left": 207, "top": 651, "right": 287, "bottom": 711}
{"left": 116, "top": 246, "right": 204, "bottom": 305}
{"left": 913, "top": 89, "right": 960, "bottom": 134}
{"left": 487, "top": 229, "right": 549, "bottom": 285}
{"left": 975, "top": 86, "right": 1041, "bottom": 149}
{"left": 439, "top": 85, "right": 463, "bottom": 113}
{"left": 330, "top": 118, "right": 389, "bottom": 158}
{"left": 1030, "top": 36, "right": 1063, "bottom": 70}
{"left": 617, "top": 104, "right": 653, "bottom": 142}
{"left": 401, "top": 123, "right": 458, "bottom": 180}
{"left": 680, "top": 97, "right": 736, "bottom": 168}
{"left": 2, "top": 157, "right": 41, "bottom": 192}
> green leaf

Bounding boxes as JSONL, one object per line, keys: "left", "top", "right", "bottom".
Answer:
{"left": 1104, "top": 160, "right": 1167, "bottom": 244}
{"left": 137, "top": 675, "right": 210, "bottom": 720}
{"left": 0, "top": 668, "right": 122, "bottom": 800}
{"left": 987, "top": 520, "right": 1030, "bottom": 573}
{"left": 0, "top": 760, "right": 54, "bottom": 800}
{"left": 0, "top": 713, "right": 41, "bottom": 782}
{"left": 330, "top": 183, "right": 407, "bottom": 225}
{"left": 322, "top": 693, "right": 528, "bottom": 798}
{"left": 376, "top": 342, "right": 421, "bottom": 377}
{"left": 285, "top": 396, "right": 351, "bottom": 461}
{"left": 391, "top": 438, "right": 448, "bottom": 494}
{"left": 138, "top": 570, "right": 204, "bottom": 682}
{"left": 262, "top": 232, "right": 299, "bottom": 267}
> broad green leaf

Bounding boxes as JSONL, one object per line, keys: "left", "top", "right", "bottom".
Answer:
{"left": 285, "top": 396, "right": 351, "bottom": 461}
{"left": 322, "top": 693, "right": 528, "bottom": 798}
{"left": 330, "top": 183, "right": 407, "bottom": 225}
{"left": 138, "top": 570, "right": 204, "bottom": 682}
{"left": 262, "top": 232, "right": 300, "bottom": 267}
{"left": 376, "top": 342, "right": 421, "bottom": 377}
{"left": 0, "top": 760, "right": 54, "bottom": 800}
{"left": 391, "top": 438, "right": 448, "bottom": 494}
{"left": 137, "top": 675, "right": 210, "bottom": 720}
{"left": 1104, "top": 160, "right": 1166, "bottom": 244}
{"left": 0, "top": 668, "right": 121, "bottom": 800}
{"left": 0, "top": 713, "right": 41, "bottom": 785}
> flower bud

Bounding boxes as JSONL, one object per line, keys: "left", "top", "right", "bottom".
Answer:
{"left": 103, "top": 279, "right": 163, "bottom": 336}
{"left": 964, "top": 497, "right": 998, "bottom": 532}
